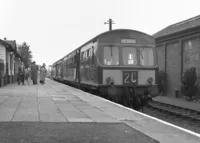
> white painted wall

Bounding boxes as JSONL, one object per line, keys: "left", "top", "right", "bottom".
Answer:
{"left": 7, "top": 51, "right": 10, "bottom": 75}
{"left": 0, "top": 43, "right": 6, "bottom": 73}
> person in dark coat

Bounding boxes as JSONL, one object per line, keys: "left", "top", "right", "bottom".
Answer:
{"left": 31, "top": 61, "right": 38, "bottom": 85}
{"left": 17, "top": 63, "right": 25, "bottom": 85}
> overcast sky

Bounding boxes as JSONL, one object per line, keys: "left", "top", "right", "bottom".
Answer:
{"left": 1, "top": 0, "right": 200, "bottom": 67}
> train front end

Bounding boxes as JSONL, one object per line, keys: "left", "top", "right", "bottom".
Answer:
{"left": 97, "top": 30, "right": 159, "bottom": 109}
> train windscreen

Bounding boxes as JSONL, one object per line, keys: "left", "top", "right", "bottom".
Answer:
{"left": 104, "top": 46, "right": 119, "bottom": 65}
{"left": 103, "top": 46, "right": 154, "bottom": 66}
{"left": 122, "top": 47, "right": 137, "bottom": 65}
{"left": 139, "top": 47, "right": 154, "bottom": 66}
{"left": 122, "top": 47, "right": 154, "bottom": 66}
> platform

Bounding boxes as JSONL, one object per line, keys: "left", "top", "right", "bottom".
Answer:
{"left": 153, "top": 96, "right": 200, "bottom": 112}
{"left": 0, "top": 79, "right": 199, "bottom": 143}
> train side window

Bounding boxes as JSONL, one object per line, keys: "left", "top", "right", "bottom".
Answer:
{"left": 91, "top": 47, "right": 94, "bottom": 64}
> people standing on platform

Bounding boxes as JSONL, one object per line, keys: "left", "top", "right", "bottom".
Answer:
{"left": 24, "top": 67, "right": 30, "bottom": 85}
{"left": 40, "top": 63, "right": 47, "bottom": 84}
{"left": 17, "top": 63, "right": 25, "bottom": 85}
{"left": 31, "top": 61, "right": 38, "bottom": 85}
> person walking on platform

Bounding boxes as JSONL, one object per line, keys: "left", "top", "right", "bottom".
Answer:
{"left": 17, "top": 63, "right": 25, "bottom": 85}
{"left": 31, "top": 61, "right": 38, "bottom": 85}
{"left": 40, "top": 63, "right": 47, "bottom": 84}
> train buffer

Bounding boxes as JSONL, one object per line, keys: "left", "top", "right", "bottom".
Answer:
{"left": 0, "top": 79, "right": 199, "bottom": 143}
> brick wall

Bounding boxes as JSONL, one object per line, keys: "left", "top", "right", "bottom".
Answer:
{"left": 166, "top": 42, "right": 181, "bottom": 96}
{"left": 156, "top": 44, "right": 165, "bottom": 71}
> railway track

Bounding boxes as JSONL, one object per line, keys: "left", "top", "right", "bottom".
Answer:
{"left": 147, "top": 101, "right": 200, "bottom": 121}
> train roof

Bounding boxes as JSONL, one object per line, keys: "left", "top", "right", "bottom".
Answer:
{"left": 52, "top": 29, "right": 153, "bottom": 65}
{"left": 77, "top": 29, "right": 153, "bottom": 49}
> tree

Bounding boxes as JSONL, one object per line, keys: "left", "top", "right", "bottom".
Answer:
{"left": 181, "top": 67, "right": 198, "bottom": 100}
{"left": 18, "top": 42, "right": 33, "bottom": 68}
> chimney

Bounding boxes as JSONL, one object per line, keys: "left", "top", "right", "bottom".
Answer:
{"left": 4, "top": 37, "right": 7, "bottom": 40}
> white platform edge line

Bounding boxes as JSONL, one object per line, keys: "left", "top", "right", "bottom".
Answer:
{"left": 79, "top": 90, "right": 200, "bottom": 138}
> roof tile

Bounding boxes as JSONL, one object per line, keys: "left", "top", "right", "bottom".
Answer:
{"left": 153, "top": 15, "right": 200, "bottom": 38}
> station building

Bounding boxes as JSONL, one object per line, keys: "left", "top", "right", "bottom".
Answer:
{"left": 154, "top": 15, "right": 200, "bottom": 97}
{"left": 0, "top": 38, "right": 23, "bottom": 87}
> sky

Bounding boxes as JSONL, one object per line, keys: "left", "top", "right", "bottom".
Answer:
{"left": 1, "top": 0, "right": 200, "bottom": 67}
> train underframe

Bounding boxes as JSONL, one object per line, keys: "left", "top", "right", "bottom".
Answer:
{"left": 97, "top": 85, "right": 154, "bottom": 110}
{"left": 52, "top": 77, "right": 158, "bottom": 111}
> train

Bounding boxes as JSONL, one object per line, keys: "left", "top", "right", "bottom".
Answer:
{"left": 51, "top": 29, "right": 160, "bottom": 110}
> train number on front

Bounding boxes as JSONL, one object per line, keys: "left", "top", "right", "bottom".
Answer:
{"left": 123, "top": 71, "right": 138, "bottom": 85}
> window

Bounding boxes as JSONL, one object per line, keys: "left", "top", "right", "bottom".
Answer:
{"left": 122, "top": 47, "right": 137, "bottom": 65}
{"left": 81, "top": 52, "right": 84, "bottom": 60}
{"left": 84, "top": 51, "right": 86, "bottom": 58}
{"left": 139, "top": 47, "right": 154, "bottom": 66}
{"left": 92, "top": 47, "right": 94, "bottom": 64}
{"left": 89, "top": 48, "right": 92, "bottom": 57}
{"left": 104, "top": 46, "right": 119, "bottom": 65}
{"left": 183, "top": 39, "right": 200, "bottom": 68}
{"left": 183, "top": 38, "right": 200, "bottom": 78}
{"left": 87, "top": 49, "right": 89, "bottom": 57}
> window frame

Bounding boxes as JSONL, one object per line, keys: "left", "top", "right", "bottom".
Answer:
{"left": 139, "top": 47, "right": 155, "bottom": 67}
{"left": 121, "top": 46, "right": 138, "bottom": 66}
{"left": 103, "top": 46, "right": 120, "bottom": 66}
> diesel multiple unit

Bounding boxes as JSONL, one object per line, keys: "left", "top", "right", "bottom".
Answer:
{"left": 51, "top": 29, "right": 159, "bottom": 110}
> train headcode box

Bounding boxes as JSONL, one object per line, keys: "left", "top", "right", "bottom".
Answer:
{"left": 123, "top": 71, "right": 138, "bottom": 85}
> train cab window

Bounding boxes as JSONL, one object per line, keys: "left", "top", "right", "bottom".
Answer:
{"left": 122, "top": 47, "right": 137, "bottom": 65}
{"left": 139, "top": 47, "right": 154, "bottom": 66}
{"left": 104, "top": 46, "right": 119, "bottom": 65}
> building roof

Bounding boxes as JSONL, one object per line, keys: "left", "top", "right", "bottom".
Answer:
{"left": 0, "top": 39, "right": 11, "bottom": 48}
{"left": 0, "top": 39, "right": 22, "bottom": 59}
{"left": 153, "top": 15, "right": 200, "bottom": 38}
{"left": 4, "top": 40, "right": 17, "bottom": 51}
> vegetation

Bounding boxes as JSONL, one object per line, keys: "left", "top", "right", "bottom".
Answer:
{"left": 18, "top": 42, "right": 33, "bottom": 68}
{"left": 181, "top": 67, "right": 198, "bottom": 100}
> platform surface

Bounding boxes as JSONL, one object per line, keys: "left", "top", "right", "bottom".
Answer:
{"left": 0, "top": 78, "right": 199, "bottom": 143}
{"left": 153, "top": 96, "right": 200, "bottom": 111}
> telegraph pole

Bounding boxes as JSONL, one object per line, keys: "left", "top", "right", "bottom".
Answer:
{"left": 104, "top": 18, "right": 115, "bottom": 31}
